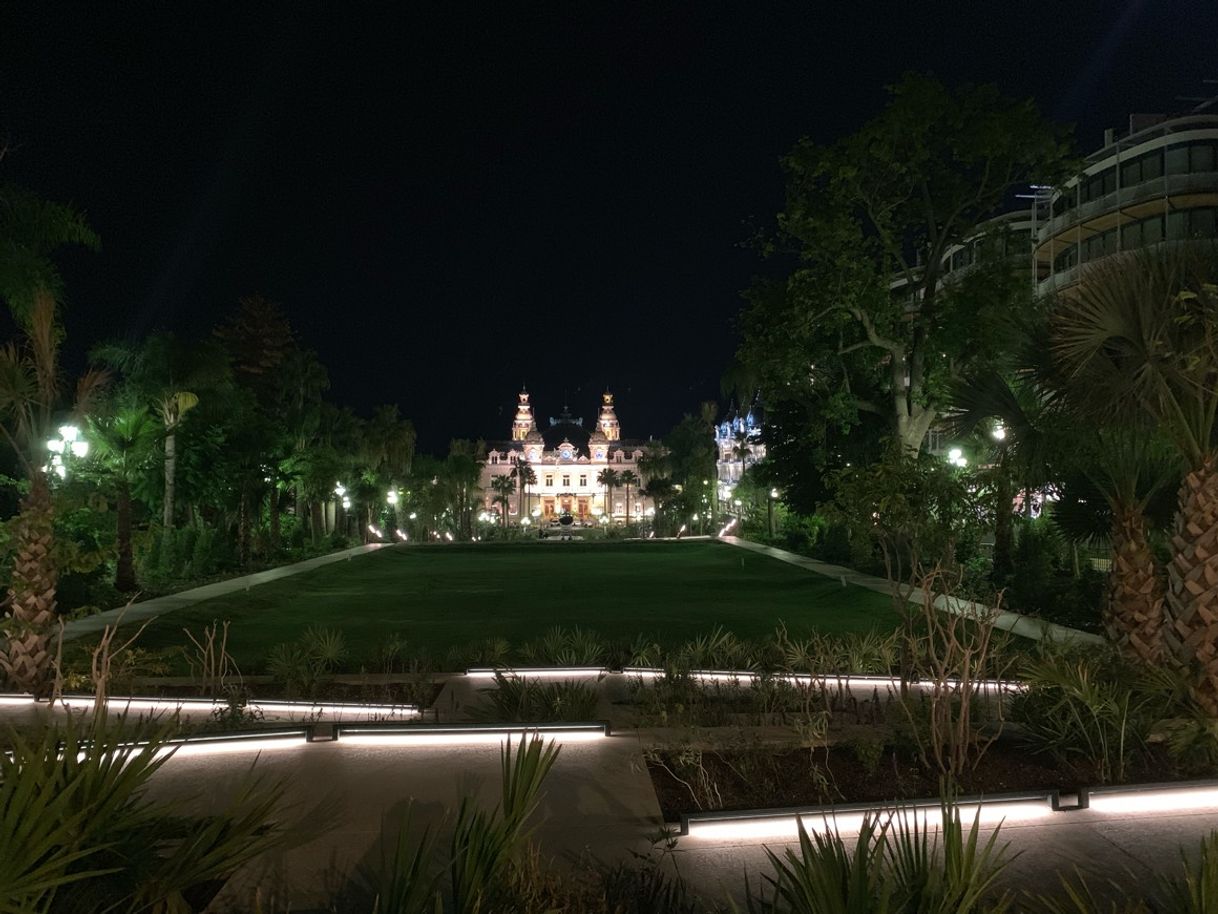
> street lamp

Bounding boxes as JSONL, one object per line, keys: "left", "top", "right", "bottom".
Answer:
{"left": 387, "top": 488, "right": 399, "bottom": 505}
{"left": 992, "top": 425, "right": 1007, "bottom": 441}
{"left": 768, "top": 488, "right": 779, "bottom": 538}
{"left": 45, "top": 425, "right": 88, "bottom": 479}
{"left": 947, "top": 448, "right": 968, "bottom": 468}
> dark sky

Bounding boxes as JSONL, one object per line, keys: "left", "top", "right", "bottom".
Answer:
{"left": 3, "top": 2, "right": 1216, "bottom": 452}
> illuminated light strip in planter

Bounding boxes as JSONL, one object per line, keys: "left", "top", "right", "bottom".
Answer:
{"left": 0, "top": 694, "right": 419, "bottom": 719}
{"left": 335, "top": 722, "right": 609, "bottom": 747}
{"left": 1085, "top": 780, "right": 1218, "bottom": 815}
{"left": 681, "top": 792, "right": 1058, "bottom": 841}
{"left": 621, "top": 669, "right": 1025, "bottom": 694}
{"left": 156, "top": 729, "right": 310, "bottom": 758}
{"left": 465, "top": 667, "right": 608, "bottom": 679}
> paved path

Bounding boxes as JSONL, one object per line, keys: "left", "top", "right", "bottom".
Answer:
{"left": 117, "top": 735, "right": 1216, "bottom": 912}
{"left": 721, "top": 536, "right": 1102, "bottom": 645}
{"left": 62, "top": 543, "right": 390, "bottom": 641}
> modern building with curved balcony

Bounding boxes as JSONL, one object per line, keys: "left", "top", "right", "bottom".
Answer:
{"left": 1034, "top": 112, "right": 1218, "bottom": 292}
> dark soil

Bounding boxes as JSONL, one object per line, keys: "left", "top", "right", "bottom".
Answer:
{"left": 647, "top": 740, "right": 1179, "bottom": 819}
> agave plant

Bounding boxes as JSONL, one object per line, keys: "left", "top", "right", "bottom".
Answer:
{"left": 0, "top": 713, "right": 293, "bottom": 913}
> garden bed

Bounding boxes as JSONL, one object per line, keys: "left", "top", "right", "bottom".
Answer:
{"left": 645, "top": 739, "right": 1179, "bottom": 819}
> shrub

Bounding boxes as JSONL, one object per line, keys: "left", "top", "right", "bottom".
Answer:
{"left": 0, "top": 715, "right": 291, "bottom": 913}
{"left": 474, "top": 672, "right": 600, "bottom": 722}
{"left": 1010, "top": 645, "right": 1181, "bottom": 783}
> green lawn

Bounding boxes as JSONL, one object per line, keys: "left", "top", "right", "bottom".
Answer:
{"left": 130, "top": 540, "right": 901, "bottom": 670}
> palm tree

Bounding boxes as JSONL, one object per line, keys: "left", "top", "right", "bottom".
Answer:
{"left": 597, "top": 467, "right": 620, "bottom": 522}
{"left": 1052, "top": 428, "right": 1177, "bottom": 665}
{"left": 619, "top": 470, "right": 639, "bottom": 526}
{"left": 1051, "top": 244, "right": 1218, "bottom": 710}
{"left": 511, "top": 461, "right": 536, "bottom": 521}
{"left": 0, "top": 296, "right": 106, "bottom": 694}
{"left": 365, "top": 404, "right": 417, "bottom": 529}
{"left": 947, "top": 369, "right": 1059, "bottom": 583}
{"left": 0, "top": 179, "right": 100, "bottom": 695}
{"left": 90, "top": 333, "right": 227, "bottom": 544}
{"left": 89, "top": 407, "right": 160, "bottom": 591}
{"left": 639, "top": 477, "right": 675, "bottom": 535}
{"left": 490, "top": 474, "right": 515, "bottom": 526}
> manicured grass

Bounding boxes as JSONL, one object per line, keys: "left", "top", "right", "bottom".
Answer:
{"left": 130, "top": 540, "right": 902, "bottom": 670}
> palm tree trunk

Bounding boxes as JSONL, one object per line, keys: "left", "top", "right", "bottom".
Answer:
{"left": 1107, "top": 506, "right": 1165, "bottom": 665}
{"left": 116, "top": 482, "right": 137, "bottom": 592}
{"left": 1167, "top": 456, "right": 1218, "bottom": 714}
{"left": 0, "top": 472, "right": 58, "bottom": 696}
{"left": 269, "top": 479, "right": 281, "bottom": 550}
{"left": 311, "top": 500, "right": 324, "bottom": 545}
{"left": 992, "top": 461, "right": 1014, "bottom": 584}
{"left": 625, "top": 485, "right": 631, "bottom": 525}
{"left": 238, "top": 486, "right": 251, "bottom": 565}
{"left": 162, "top": 430, "right": 177, "bottom": 534}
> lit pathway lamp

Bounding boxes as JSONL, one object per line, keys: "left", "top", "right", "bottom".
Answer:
{"left": 768, "top": 488, "right": 779, "bottom": 539}
{"left": 45, "top": 424, "right": 88, "bottom": 479}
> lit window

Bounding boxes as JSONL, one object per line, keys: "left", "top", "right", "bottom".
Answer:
{"left": 545, "top": 475, "right": 553, "bottom": 487}
{"left": 579, "top": 475, "right": 587, "bottom": 486}
{"left": 562, "top": 475, "right": 570, "bottom": 487}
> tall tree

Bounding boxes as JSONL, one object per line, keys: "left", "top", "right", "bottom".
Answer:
{"left": 619, "top": 469, "right": 639, "bottom": 526}
{"left": 596, "top": 467, "right": 620, "bottom": 522}
{"left": 0, "top": 172, "right": 101, "bottom": 695}
{"left": 511, "top": 461, "right": 536, "bottom": 522}
{"left": 365, "top": 404, "right": 416, "bottom": 529}
{"left": 741, "top": 74, "right": 1072, "bottom": 457}
{"left": 90, "top": 332, "right": 228, "bottom": 542}
{"left": 490, "top": 474, "right": 515, "bottom": 526}
{"left": 88, "top": 407, "right": 159, "bottom": 592}
{"left": 1051, "top": 245, "right": 1218, "bottom": 711}
{"left": 444, "top": 439, "right": 485, "bottom": 541}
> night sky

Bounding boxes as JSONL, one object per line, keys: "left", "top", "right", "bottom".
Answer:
{"left": 3, "top": 2, "right": 1216, "bottom": 452}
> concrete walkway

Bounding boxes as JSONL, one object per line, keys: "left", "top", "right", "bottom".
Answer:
{"left": 63, "top": 543, "right": 390, "bottom": 641}
{"left": 721, "top": 536, "right": 1102, "bottom": 645}
{"left": 117, "top": 734, "right": 1216, "bottom": 912}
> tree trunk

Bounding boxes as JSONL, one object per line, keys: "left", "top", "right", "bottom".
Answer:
{"left": 269, "top": 480, "right": 281, "bottom": 551}
{"left": 991, "top": 462, "right": 1014, "bottom": 584}
{"left": 162, "top": 431, "right": 177, "bottom": 535}
{"left": 311, "top": 500, "right": 324, "bottom": 545}
{"left": 1106, "top": 506, "right": 1164, "bottom": 665}
{"left": 625, "top": 485, "right": 631, "bottom": 525}
{"left": 238, "top": 486, "right": 251, "bottom": 566}
{"left": 115, "top": 482, "right": 137, "bottom": 592}
{"left": 0, "top": 472, "right": 58, "bottom": 697}
{"left": 1167, "top": 456, "right": 1218, "bottom": 714}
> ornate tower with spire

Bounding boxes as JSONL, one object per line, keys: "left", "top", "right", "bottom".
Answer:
{"left": 597, "top": 390, "right": 621, "bottom": 442}
{"left": 511, "top": 388, "right": 537, "bottom": 441}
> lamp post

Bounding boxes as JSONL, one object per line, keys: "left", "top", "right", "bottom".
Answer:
{"left": 768, "top": 488, "right": 779, "bottom": 539}
{"left": 45, "top": 424, "right": 88, "bottom": 479}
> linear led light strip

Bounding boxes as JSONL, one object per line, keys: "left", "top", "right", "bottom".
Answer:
{"left": 1085, "top": 782, "right": 1218, "bottom": 815}
{"left": 465, "top": 667, "right": 608, "bottom": 678}
{"left": 683, "top": 797, "right": 1054, "bottom": 841}
{"left": 0, "top": 693, "right": 419, "bottom": 718}
{"left": 622, "top": 668, "right": 1024, "bottom": 693}
{"left": 682, "top": 779, "right": 1218, "bottom": 842}
{"left": 335, "top": 722, "right": 609, "bottom": 747}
